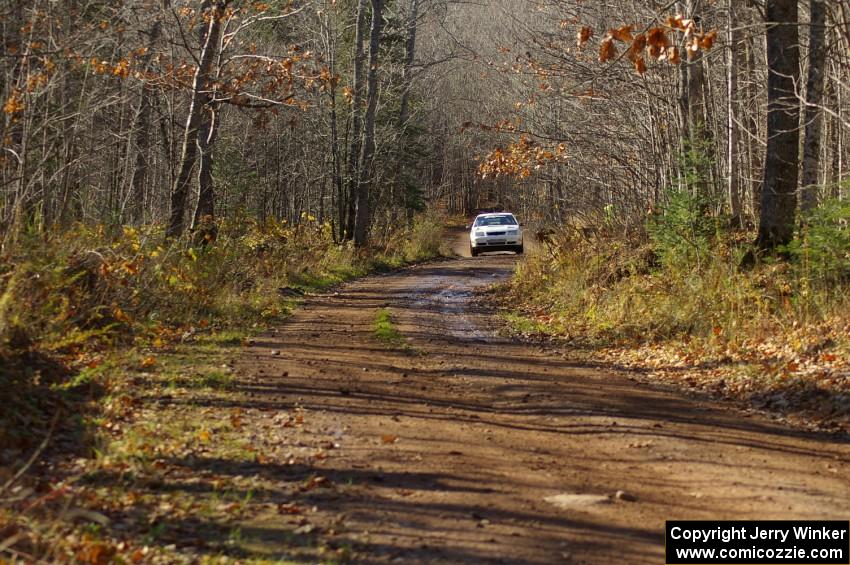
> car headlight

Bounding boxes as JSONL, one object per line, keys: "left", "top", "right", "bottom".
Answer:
{"left": 475, "top": 230, "right": 485, "bottom": 237}
{"left": 507, "top": 229, "right": 518, "bottom": 235}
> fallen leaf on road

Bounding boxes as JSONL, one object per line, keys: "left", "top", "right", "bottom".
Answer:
{"left": 279, "top": 502, "right": 302, "bottom": 515}
{"left": 294, "top": 523, "right": 316, "bottom": 535}
{"left": 299, "top": 476, "right": 330, "bottom": 492}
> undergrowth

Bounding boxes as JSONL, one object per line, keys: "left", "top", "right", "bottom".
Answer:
{"left": 0, "top": 213, "right": 446, "bottom": 454}
{"left": 0, "top": 214, "right": 445, "bottom": 562}
{"left": 504, "top": 196, "right": 850, "bottom": 429}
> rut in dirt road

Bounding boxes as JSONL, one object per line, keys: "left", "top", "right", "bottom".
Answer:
{"left": 238, "top": 252, "right": 850, "bottom": 564}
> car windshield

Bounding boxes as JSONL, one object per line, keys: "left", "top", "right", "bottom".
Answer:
{"left": 475, "top": 215, "right": 517, "bottom": 227}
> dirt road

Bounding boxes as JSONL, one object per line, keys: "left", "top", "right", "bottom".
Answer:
{"left": 238, "top": 237, "right": 850, "bottom": 564}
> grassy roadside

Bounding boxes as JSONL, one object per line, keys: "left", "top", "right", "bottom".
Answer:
{"left": 0, "top": 329, "right": 345, "bottom": 564}
{"left": 0, "top": 214, "right": 447, "bottom": 563}
{"left": 496, "top": 210, "right": 850, "bottom": 434}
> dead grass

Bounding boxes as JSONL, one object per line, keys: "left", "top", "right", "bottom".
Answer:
{"left": 0, "top": 214, "right": 446, "bottom": 563}
{"left": 0, "top": 328, "right": 343, "bottom": 563}
{"left": 501, "top": 229, "right": 850, "bottom": 432}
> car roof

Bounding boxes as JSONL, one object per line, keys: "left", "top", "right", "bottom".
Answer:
{"left": 475, "top": 212, "right": 515, "bottom": 218}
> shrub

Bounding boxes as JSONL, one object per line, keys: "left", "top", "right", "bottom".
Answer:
{"left": 647, "top": 189, "right": 723, "bottom": 270}
{"left": 787, "top": 198, "right": 850, "bottom": 285}
{"left": 402, "top": 214, "right": 445, "bottom": 261}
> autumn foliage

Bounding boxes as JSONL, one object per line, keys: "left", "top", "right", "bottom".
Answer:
{"left": 479, "top": 136, "right": 568, "bottom": 179}
{"left": 478, "top": 13, "right": 717, "bottom": 179}
{"left": 577, "top": 16, "right": 715, "bottom": 67}
{"left": 1, "top": 5, "right": 329, "bottom": 120}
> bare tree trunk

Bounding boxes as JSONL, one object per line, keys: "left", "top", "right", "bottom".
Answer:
{"left": 755, "top": 0, "right": 800, "bottom": 250}
{"left": 676, "top": 0, "right": 690, "bottom": 171}
{"left": 344, "top": 0, "right": 368, "bottom": 240}
{"left": 744, "top": 33, "right": 763, "bottom": 218}
{"left": 5, "top": 0, "right": 33, "bottom": 242}
{"left": 353, "top": 0, "right": 384, "bottom": 247}
{"left": 396, "top": 0, "right": 419, "bottom": 222}
{"left": 727, "top": 0, "right": 743, "bottom": 226}
{"left": 398, "top": 0, "right": 418, "bottom": 128}
{"left": 331, "top": 88, "right": 344, "bottom": 239}
{"left": 320, "top": 8, "right": 344, "bottom": 241}
{"left": 686, "top": 0, "right": 712, "bottom": 201}
{"left": 800, "top": 0, "right": 827, "bottom": 213}
{"left": 827, "top": 56, "right": 841, "bottom": 199}
{"left": 167, "top": 0, "right": 222, "bottom": 239}
{"left": 191, "top": 104, "right": 218, "bottom": 240}
{"left": 128, "top": 18, "right": 162, "bottom": 225}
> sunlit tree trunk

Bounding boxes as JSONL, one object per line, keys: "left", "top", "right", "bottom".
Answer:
{"left": 397, "top": 0, "right": 419, "bottom": 223}
{"left": 191, "top": 104, "right": 218, "bottom": 240}
{"left": 727, "top": 0, "right": 742, "bottom": 227}
{"left": 686, "top": 0, "right": 711, "bottom": 201}
{"left": 398, "top": 0, "right": 418, "bottom": 129}
{"left": 353, "top": 0, "right": 384, "bottom": 246}
{"left": 318, "top": 6, "right": 344, "bottom": 240}
{"left": 744, "top": 33, "right": 763, "bottom": 218}
{"left": 167, "top": 0, "right": 222, "bottom": 239}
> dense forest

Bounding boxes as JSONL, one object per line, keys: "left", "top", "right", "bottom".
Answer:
{"left": 2, "top": 0, "right": 850, "bottom": 563}
{"left": 1, "top": 1, "right": 848, "bottom": 245}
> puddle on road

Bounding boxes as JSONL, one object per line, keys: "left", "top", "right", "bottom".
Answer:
{"left": 408, "top": 266, "right": 511, "bottom": 342}
{"left": 431, "top": 284, "right": 488, "bottom": 341}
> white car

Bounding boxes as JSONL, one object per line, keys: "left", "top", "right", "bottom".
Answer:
{"left": 468, "top": 213, "right": 524, "bottom": 257}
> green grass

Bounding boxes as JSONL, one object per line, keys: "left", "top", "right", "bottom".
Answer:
{"left": 148, "top": 331, "right": 245, "bottom": 391}
{"left": 501, "top": 311, "right": 561, "bottom": 337}
{"left": 374, "top": 308, "right": 404, "bottom": 345}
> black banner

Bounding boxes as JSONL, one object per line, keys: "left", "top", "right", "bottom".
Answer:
{"left": 666, "top": 521, "right": 850, "bottom": 564}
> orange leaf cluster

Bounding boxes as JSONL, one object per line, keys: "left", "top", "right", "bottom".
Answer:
{"left": 86, "top": 53, "right": 143, "bottom": 80}
{"left": 3, "top": 91, "right": 25, "bottom": 115}
{"left": 686, "top": 30, "right": 717, "bottom": 58}
{"left": 4, "top": 4, "right": 326, "bottom": 119}
{"left": 598, "top": 25, "right": 633, "bottom": 63}
{"left": 646, "top": 27, "right": 670, "bottom": 58}
{"left": 139, "top": 356, "right": 157, "bottom": 369}
{"left": 578, "top": 14, "right": 717, "bottom": 75}
{"left": 609, "top": 25, "right": 633, "bottom": 43}
{"left": 576, "top": 26, "right": 593, "bottom": 47}
{"left": 479, "top": 136, "right": 568, "bottom": 179}
{"left": 599, "top": 38, "right": 617, "bottom": 63}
